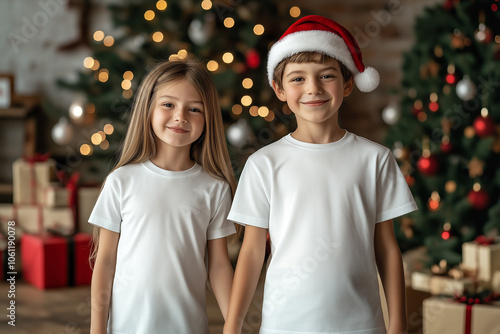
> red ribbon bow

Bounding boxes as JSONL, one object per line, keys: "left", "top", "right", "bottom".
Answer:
{"left": 474, "top": 235, "right": 495, "bottom": 245}
{"left": 24, "top": 152, "right": 51, "bottom": 164}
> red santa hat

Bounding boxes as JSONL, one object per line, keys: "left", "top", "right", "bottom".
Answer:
{"left": 267, "top": 15, "right": 379, "bottom": 92}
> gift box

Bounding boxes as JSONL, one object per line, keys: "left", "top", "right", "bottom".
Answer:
{"left": 4, "top": 205, "right": 74, "bottom": 236}
{"left": 78, "top": 187, "right": 100, "bottom": 234}
{"left": 411, "top": 270, "right": 474, "bottom": 295}
{"left": 12, "top": 157, "right": 56, "bottom": 205}
{"left": 43, "top": 184, "right": 70, "bottom": 208}
{"left": 423, "top": 296, "right": 500, "bottom": 334}
{"left": 21, "top": 233, "right": 92, "bottom": 289}
{"left": 462, "top": 238, "right": 500, "bottom": 282}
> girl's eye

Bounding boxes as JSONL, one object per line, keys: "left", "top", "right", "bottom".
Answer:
{"left": 189, "top": 107, "right": 202, "bottom": 113}
{"left": 163, "top": 102, "right": 174, "bottom": 108}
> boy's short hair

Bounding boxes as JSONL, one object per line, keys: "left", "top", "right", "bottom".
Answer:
{"left": 272, "top": 51, "right": 353, "bottom": 90}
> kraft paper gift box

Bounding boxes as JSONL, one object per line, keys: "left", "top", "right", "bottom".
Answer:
{"left": 423, "top": 296, "right": 500, "bottom": 334}
{"left": 411, "top": 271, "right": 474, "bottom": 295}
{"left": 21, "top": 233, "right": 93, "bottom": 289}
{"left": 462, "top": 240, "right": 500, "bottom": 282}
{"left": 43, "top": 184, "right": 70, "bottom": 208}
{"left": 78, "top": 187, "right": 100, "bottom": 234}
{"left": 12, "top": 158, "right": 56, "bottom": 205}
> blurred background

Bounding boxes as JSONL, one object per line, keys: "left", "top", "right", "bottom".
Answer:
{"left": 1, "top": 0, "right": 500, "bottom": 333}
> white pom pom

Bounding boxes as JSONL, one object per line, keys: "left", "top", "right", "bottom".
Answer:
{"left": 354, "top": 67, "right": 380, "bottom": 92}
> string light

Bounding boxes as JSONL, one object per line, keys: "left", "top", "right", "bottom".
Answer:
{"left": 83, "top": 57, "right": 94, "bottom": 69}
{"left": 123, "top": 89, "right": 133, "bottom": 99}
{"left": 249, "top": 106, "right": 259, "bottom": 116}
{"left": 144, "top": 10, "right": 155, "bottom": 21}
{"left": 289, "top": 6, "right": 301, "bottom": 17}
{"left": 232, "top": 104, "right": 243, "bottom": 115}
{"left": 103, "top": 36, "right": 114, "bottom": 47}
{"left": 98, "top": 131, "right": 106, "bottom": 141}
{"left": 80, "top": 144, "right": 92, "bottom": 156}
{"left": 100, "top": 140, "right": 110, "bottom": 150}
{"left": 241, "top": 95, "right": 252, "bottom": 106}
{"left": 258, "top": 106, "right": 269, "bottom": 118}
{"left": 207, "top": 60, "right": 219, "bottom": 72}
{"left": 123, "top": 71, "right": 134, "bottom": 80}
{"left": 178, "top": 49, "right": 188, "bottom": 59}
{"left": 222, "top": 52, "right": 234, "bottom": 64}
{"left": 91, "top": 133, "right": 102, "bottom": 145}
{"left": 156, "top": 0, "right": 167, "bottom": 11}
{"left": 169, "top": 54, "right": 180, "bottom": 61}
{"left": 428, "top": 191, "right": 441, "bottom": 211}
{"left": 152, "top": 31, "right": 164, "bottom": 42}
{"left": 417, "top": 111, "right": 427, "bottom": 122}
{"left": 201, "top": 0, "right": 212, "bottom": 10}
{"left": 265, "top": 110, "right": 275, "bottom": 121}
{"left": 121, "top": 79, "right": 132, "bottom": 90}
{"left": 90, "top": 59, "right": 100, "bottom": 71}
{"left": 242, "top": 78, "right": 253, "bottom": 89}
{"left": 224, "top": 17, "right": 235, "bottom": 28}
{"left": 93, "top": 30, "right": 105, "bottom": 41}
{"left": 103, "top": 124, "right": 114, "bottom": 135}
{"left": 253, "top": 24, "right": 265, "bottom": 35}
{"left": 98, "top": 69, "right": 109, "bottom": 82}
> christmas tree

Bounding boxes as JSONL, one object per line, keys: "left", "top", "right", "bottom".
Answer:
{"left": 385, "top": 0, "right": 500, "bottom": 266}
{"left": 46, "top": 0, "right": 300, "bottom": 180}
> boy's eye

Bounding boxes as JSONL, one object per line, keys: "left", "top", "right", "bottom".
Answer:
{"left": 290, "top": 77, "right": 304, "bottom": 82}
{"left": 321, "top": 74, "right": 335, "bottom": 79}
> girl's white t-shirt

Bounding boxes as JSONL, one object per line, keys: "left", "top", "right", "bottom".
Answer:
{"left": 89, "top": 161, "right": 235, "bottom": 334}
{"left": 228, "top": 131, "right": 417, "bottom": 334}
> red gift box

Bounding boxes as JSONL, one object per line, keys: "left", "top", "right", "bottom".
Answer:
{"left": 21, "top": 233, "right": 92, "bottom": 289}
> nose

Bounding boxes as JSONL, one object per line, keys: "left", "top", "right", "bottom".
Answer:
{"left": 173, "top": 108, "right": 188, "bottom": 123}
{"left": 306, "top": 79, "right": 322, "bottom": 95}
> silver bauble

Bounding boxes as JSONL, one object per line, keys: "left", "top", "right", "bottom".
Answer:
{"left": 51, "top": 118, "right": 74, "bottom": 145}
{"left": 456, "top": 76, "right": 476, "bottom": 101}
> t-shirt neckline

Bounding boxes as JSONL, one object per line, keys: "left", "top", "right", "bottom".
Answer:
{"left": 143, "top": 160, "right": 202, "bottom": 178}
{"left": 284, "top": 130, "right": 352, "bottom": 150}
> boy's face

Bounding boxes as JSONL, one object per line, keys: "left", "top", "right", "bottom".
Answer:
{"left": 272, "top": 58, "right": 353, "bottom": 128}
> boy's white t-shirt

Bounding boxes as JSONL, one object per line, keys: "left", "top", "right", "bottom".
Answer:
{"left": 89, "top": 160, "right": 235, "bottom": 334}
{"left": 228, "top": 131, "right": 417, "bottom": 334}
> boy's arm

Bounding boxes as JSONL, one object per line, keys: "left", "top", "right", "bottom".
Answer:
{"left": 374, "top": 220, "right": 407, "bottom": 334}
{"left": 223, "top": 226, "right": 268, "bottom": 334}
{"left": 207, "top": 237, "right": 234, "bottom": 320}
{"left": 90, "top": 228, "right": 119, "bottom": 334}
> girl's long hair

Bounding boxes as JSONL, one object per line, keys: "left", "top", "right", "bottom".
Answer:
{"left": 90, "top": 58, "right": 237, "bottom": 265}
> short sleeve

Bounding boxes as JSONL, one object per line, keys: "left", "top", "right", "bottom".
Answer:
{"left": 207, "top": 184, "right": 236, "bottom": 240}
{"left": 88, "top": 173, "right": 122, "bottom": 233}
{"left": 228, "top": 157, "right": 270, "bottom": 228}
{"left": 376, "top": 151, "right": 418, "bottom": 223}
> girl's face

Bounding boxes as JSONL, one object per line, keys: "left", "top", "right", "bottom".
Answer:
{"left": 151, "top": 79, "right": 205, "bottom": 154}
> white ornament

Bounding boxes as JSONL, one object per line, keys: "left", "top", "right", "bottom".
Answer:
{"left": 51, "top": 118, "right": 74, "bottom": 145}
{"left": 381, "top": 102, "right": 401, "bottom": 125}
{"left": 456, "top": 75, "right": 476, "bottom": 101}
{"left": 227, "top": 119, "right": 252, "bottom": 147}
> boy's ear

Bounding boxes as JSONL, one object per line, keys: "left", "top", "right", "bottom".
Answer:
{"left": 272, "top": 80, "right": 287, "bottom": 102}
{"left": 344, "top": 77, "right": 354, "bottom": 97}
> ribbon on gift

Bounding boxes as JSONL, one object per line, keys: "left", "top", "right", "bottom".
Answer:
{"left": 454, "top": 292, "right": 500, "bottom": 334}
{"left": 474, "top": 235, "right": 495, "bottom": 245}
{"left": 23, "top": 153, "right": 52, "bottom": 205}
{"left": 56, "top": 171, "right": 80, "bottom": 231}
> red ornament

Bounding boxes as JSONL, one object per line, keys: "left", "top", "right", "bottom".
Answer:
{"left": 467, "top": 189, "right": 490, "bottom": 210}
{"left": 440, "top": 141, "right": 452, "bottom": 153}
{"left": 446, "top": 73, "right": 456, "bottom": 84}
{"left": 246, "top": 49, "right": 261, "bottom": 69}
{"left": 417, "top": 155, "right": 439, "bottom": 175}
{"left": 473, "top": 115, "right": 496, "bottom": 137}
{"left": 441, "top": 231, "right": 450, "bottom": 240}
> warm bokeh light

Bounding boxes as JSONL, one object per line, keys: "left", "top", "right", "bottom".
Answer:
{"left": 473, "top": 182, "right": 481, "bottom": 192}
{"left": 169, "top": 54, "right": 180, "bottom": 61}
{"left": 201, "top": 0, "right": 212, "bottom": 10}
{"left": 90, "top": 59, "right": 100, "bottom": 71}
{"left": 156, "top": 0, "right": 167, "bottom": 11}
{"left": 224, "top": 17, "right": 235, "bottom": 28}
{"left": 144, "top": 10, "right": 155, "bottom": 21}
{"left": 100, "top": 140, "right": 110, "bottom": 150}
{"left": 241, "top": 95, "right": 252, "bottom": 106}
{"left": 429, "top": 93, "right": 438, "bottom": 102}
{"left": 242, "top": 78, "right": 253, "bottom": 89}
{"left": 152, "top": 31, "right": 164, "bottom": 42}
{"left": 417, "top": 111, "right": 427, "bottom": 122}
{"left": 441, "top": 231, "right": 450, "bottom": 240}
{"left": 265, "top": 110, "right": 275, "bottom": 122}
{"left": 83, "top": 57, "right": 94, "bottom": 69}
{"left": 481, "top": 107, "right": 489, "bottom": 117}
{"left": 91, "top": 133, "right": 102, "bottom": 145}
{"left": 258, "top": 106, "right": 269, "bottom": 118}
{"left": 80, "top": 144, "right": 92, "bottom": 156}
{"left": 98, "top": 69, "right": 109, "bottom": 82}
{"left": 232, "top": 104, "right": 243, "bottom": 115}
{"left": 253, "top": 24, "right": 265, "bottom": 35}
{"left": 123, "top": 71, "right": 134, "bottom": 80}
{"left": 249, "top": 106, "right": 259, "bottom": 117}
{"left": 222, "top": 52, "right": 234, "bottom": 64}
{"left": 103, "top": 36, "right": 114, "bottom": 47}
{"left": 289, "top": 6, "right": 301, "bottom": 17}
{"left": 93, "top": 30, "right": 105, "bottom": 41}
{"left": 207, "top": 60, "right": 219, "bottom": 72}
{"left": 103, "top": 124, "right": 114, "bottom": 135}
{"left": 121, "top": 79, "right": 132, "bottom": 90}
{"left": 123, "top": 89, "right": 133, "bottom": 99}
{"left": 178, "top": 49, "right": 188, "bottom": 59}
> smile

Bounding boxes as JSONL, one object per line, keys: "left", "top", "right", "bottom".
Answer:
{"left": 302, "top": 99, "right": 330, "bottom": 107}
{"left": 167, "top": 126, "right": 189, "bottom": 133}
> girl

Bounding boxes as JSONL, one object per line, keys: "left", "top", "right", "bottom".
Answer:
{"left": 89, "top": 58, "right": 236, "bottom": 334}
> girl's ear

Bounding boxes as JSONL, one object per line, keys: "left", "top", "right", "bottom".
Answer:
{"left": 272, "top": 80, "right": 287, "bottom": 102}
{"left": 343, "top": 77, "right": 354, "bottom": 97}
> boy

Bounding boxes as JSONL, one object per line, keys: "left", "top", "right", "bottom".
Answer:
{"left": 224, "top": 15, "right": 417, "bottom": 334}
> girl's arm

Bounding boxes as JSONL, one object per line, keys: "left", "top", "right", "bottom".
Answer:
{"left": 374, "top": 220, "right": 407, "bottom": 334}
{"left": 223, "top": 226, "right": 267, "bottom": 334}
{"left": 207, "top": 237, "right": 234, "bottom": 320}
{"left": 90, "top": 228, "right": 119, "bottom": 334}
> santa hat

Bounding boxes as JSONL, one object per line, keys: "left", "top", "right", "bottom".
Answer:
{"left": 267, "top": 15, "right": 379, "bottom": 92}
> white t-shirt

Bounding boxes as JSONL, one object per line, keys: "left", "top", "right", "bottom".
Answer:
{"left": 89, "top": 160, "right": 235, "bottom": 334}
{"left": 228, "top": 131, "right": 417, "bottom": 334}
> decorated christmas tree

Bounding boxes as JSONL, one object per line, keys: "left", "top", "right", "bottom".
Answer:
{"left": 385, "top": 0, "right": 500, "bottom": 265}
{"left": 45, "top": 0, "right": 300, "bottom": 180}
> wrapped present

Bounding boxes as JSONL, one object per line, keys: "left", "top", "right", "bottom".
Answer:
{"left": 78, "top": 187, "right": 100, "bottom": 234}
{"left": 12, "top": 155, "right": 56, "bottom": 205}
{"left": 43, "top": 183, "right": 70, "bottom": 208}
{"left": 493, "top": 271, "right": 500, "bottom": 293}
{"left": 411, "top": 264, "right": 474, "bottom": 296}
{"left": 5, "top": 205, "right": 74, "bottom": 236}
{"left": 423, "top": 296, "right": 500, "bottom": 334}
{"left": 21, "top": 232, "right": 92, "bottom": 289}
{"left": 462, "top": 236, "right": 500, "bottom": 282}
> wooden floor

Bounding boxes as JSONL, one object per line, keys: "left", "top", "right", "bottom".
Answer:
{"left": 0, "top": 277, "right": 265, "bottom": 334}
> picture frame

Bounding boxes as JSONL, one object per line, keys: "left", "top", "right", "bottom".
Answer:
{"left": 0, "top": 74, "right": 14, "bottom": 109}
